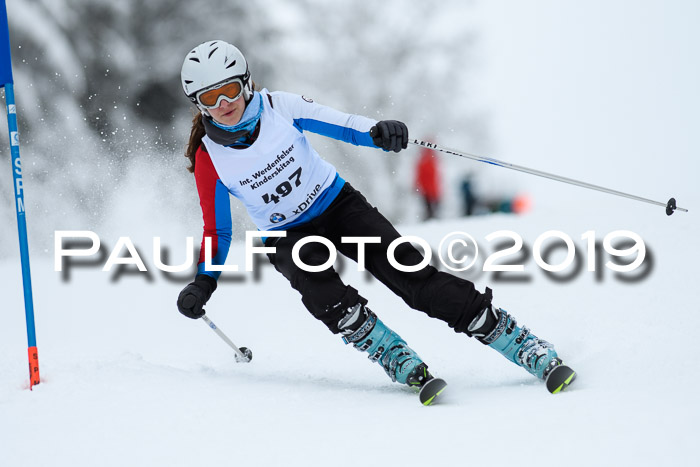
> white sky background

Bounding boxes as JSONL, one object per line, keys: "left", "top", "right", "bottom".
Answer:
{"left": 460, "top": 0, "right": 699, "bottom": 216}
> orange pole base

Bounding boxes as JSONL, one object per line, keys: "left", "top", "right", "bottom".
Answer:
{"left": 28, "top": 346, "right": 40, "bottom": 390}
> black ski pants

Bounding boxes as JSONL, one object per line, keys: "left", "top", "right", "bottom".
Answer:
{"left": 265, "top": 183, "right": 492, "bottom": 335}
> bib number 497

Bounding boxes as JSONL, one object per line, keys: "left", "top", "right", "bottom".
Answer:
{"left": 262, "top": 167, "right": 302, "bottom": 204}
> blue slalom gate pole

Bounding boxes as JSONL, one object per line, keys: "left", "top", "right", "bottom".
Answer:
{"left": 1, "top": 0, "right": 40, "bottom": 389}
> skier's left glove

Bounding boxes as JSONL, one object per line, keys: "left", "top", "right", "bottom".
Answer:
{"left": 177, "top": 274, "right": 217, "bottom": 319}
{"left": 370, "top": 120, "right": 408, "bottom": 153}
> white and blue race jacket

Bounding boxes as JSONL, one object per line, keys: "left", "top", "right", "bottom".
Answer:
{"left": 194, "top": 89, "right": 378, "bottom": 278}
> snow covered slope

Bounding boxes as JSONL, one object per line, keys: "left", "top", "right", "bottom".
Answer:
{"left": 1, "top": 205, "right": 697, "bottom": 467}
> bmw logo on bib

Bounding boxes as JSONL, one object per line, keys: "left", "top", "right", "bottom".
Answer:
{"left": 270, "top": 213, "right": 286, "bottom": 224}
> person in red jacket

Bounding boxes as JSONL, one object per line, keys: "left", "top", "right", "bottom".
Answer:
{"left": 415, "top": 145, "right": 441, "bottom": 220}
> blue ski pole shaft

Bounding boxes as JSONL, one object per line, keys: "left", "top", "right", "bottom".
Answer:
{"left": 2, "top": 0, "right": 39, "bottom": 388}
{"left": 408, "top": 138, "right": 688, "bottom": 216}
{"left": 4, "top": 83, "right": 40, "bottom": 387}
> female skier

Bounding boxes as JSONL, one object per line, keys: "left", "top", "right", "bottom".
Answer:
{"left": 176, "top": 40, "right": 575, "bottom": 404}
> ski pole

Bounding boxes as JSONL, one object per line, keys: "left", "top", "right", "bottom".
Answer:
{"left": 408, "top": 138, "right": 688, "bottom": 216}
{"left": 201, "top": 314, "right": 252, "bottom": 363}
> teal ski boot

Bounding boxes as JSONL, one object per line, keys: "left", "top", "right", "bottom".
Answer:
{"left": 339, "top": 303, "right": 447, "bottom": 404}
{"left": 468, "top": 305, "right": 576, "bottom": 393}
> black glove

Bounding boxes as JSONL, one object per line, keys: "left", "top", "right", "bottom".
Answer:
{"left": 177, "top": 274, "right": 217, "bottom": 319}
{"left": 370, "top": 120, "right": 409, "bottom": 153}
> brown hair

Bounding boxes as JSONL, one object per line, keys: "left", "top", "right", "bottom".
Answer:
{"left": 184, "top": 80, "right": 258, "bottom": 174}
{"left": 185, "top": 111, "right": 205, "bottom": 173}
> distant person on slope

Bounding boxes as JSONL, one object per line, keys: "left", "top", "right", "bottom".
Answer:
{"left": 175, "top": 40, "right": 575, "bottom": 403}
{"left": 415, "top": 145, "right": 441, "bottom": 220}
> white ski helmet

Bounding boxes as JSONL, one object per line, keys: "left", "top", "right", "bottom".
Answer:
{"left": 181, "top": 40, "right": 252, "bottom": 108}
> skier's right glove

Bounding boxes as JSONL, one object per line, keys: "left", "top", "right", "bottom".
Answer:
{"left": 177, "top": 274, "right": 217, "bottom": 319}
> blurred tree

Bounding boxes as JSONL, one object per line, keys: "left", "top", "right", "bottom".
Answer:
{"left": 266, "top": 0, "right": 485, "bottom": 221}
{"left": 1, "top": 0, "right": 484, "bottom": 255}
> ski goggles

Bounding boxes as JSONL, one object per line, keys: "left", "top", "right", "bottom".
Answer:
{"left": 195, "top": 78, "right": 244, "bottom": 109}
